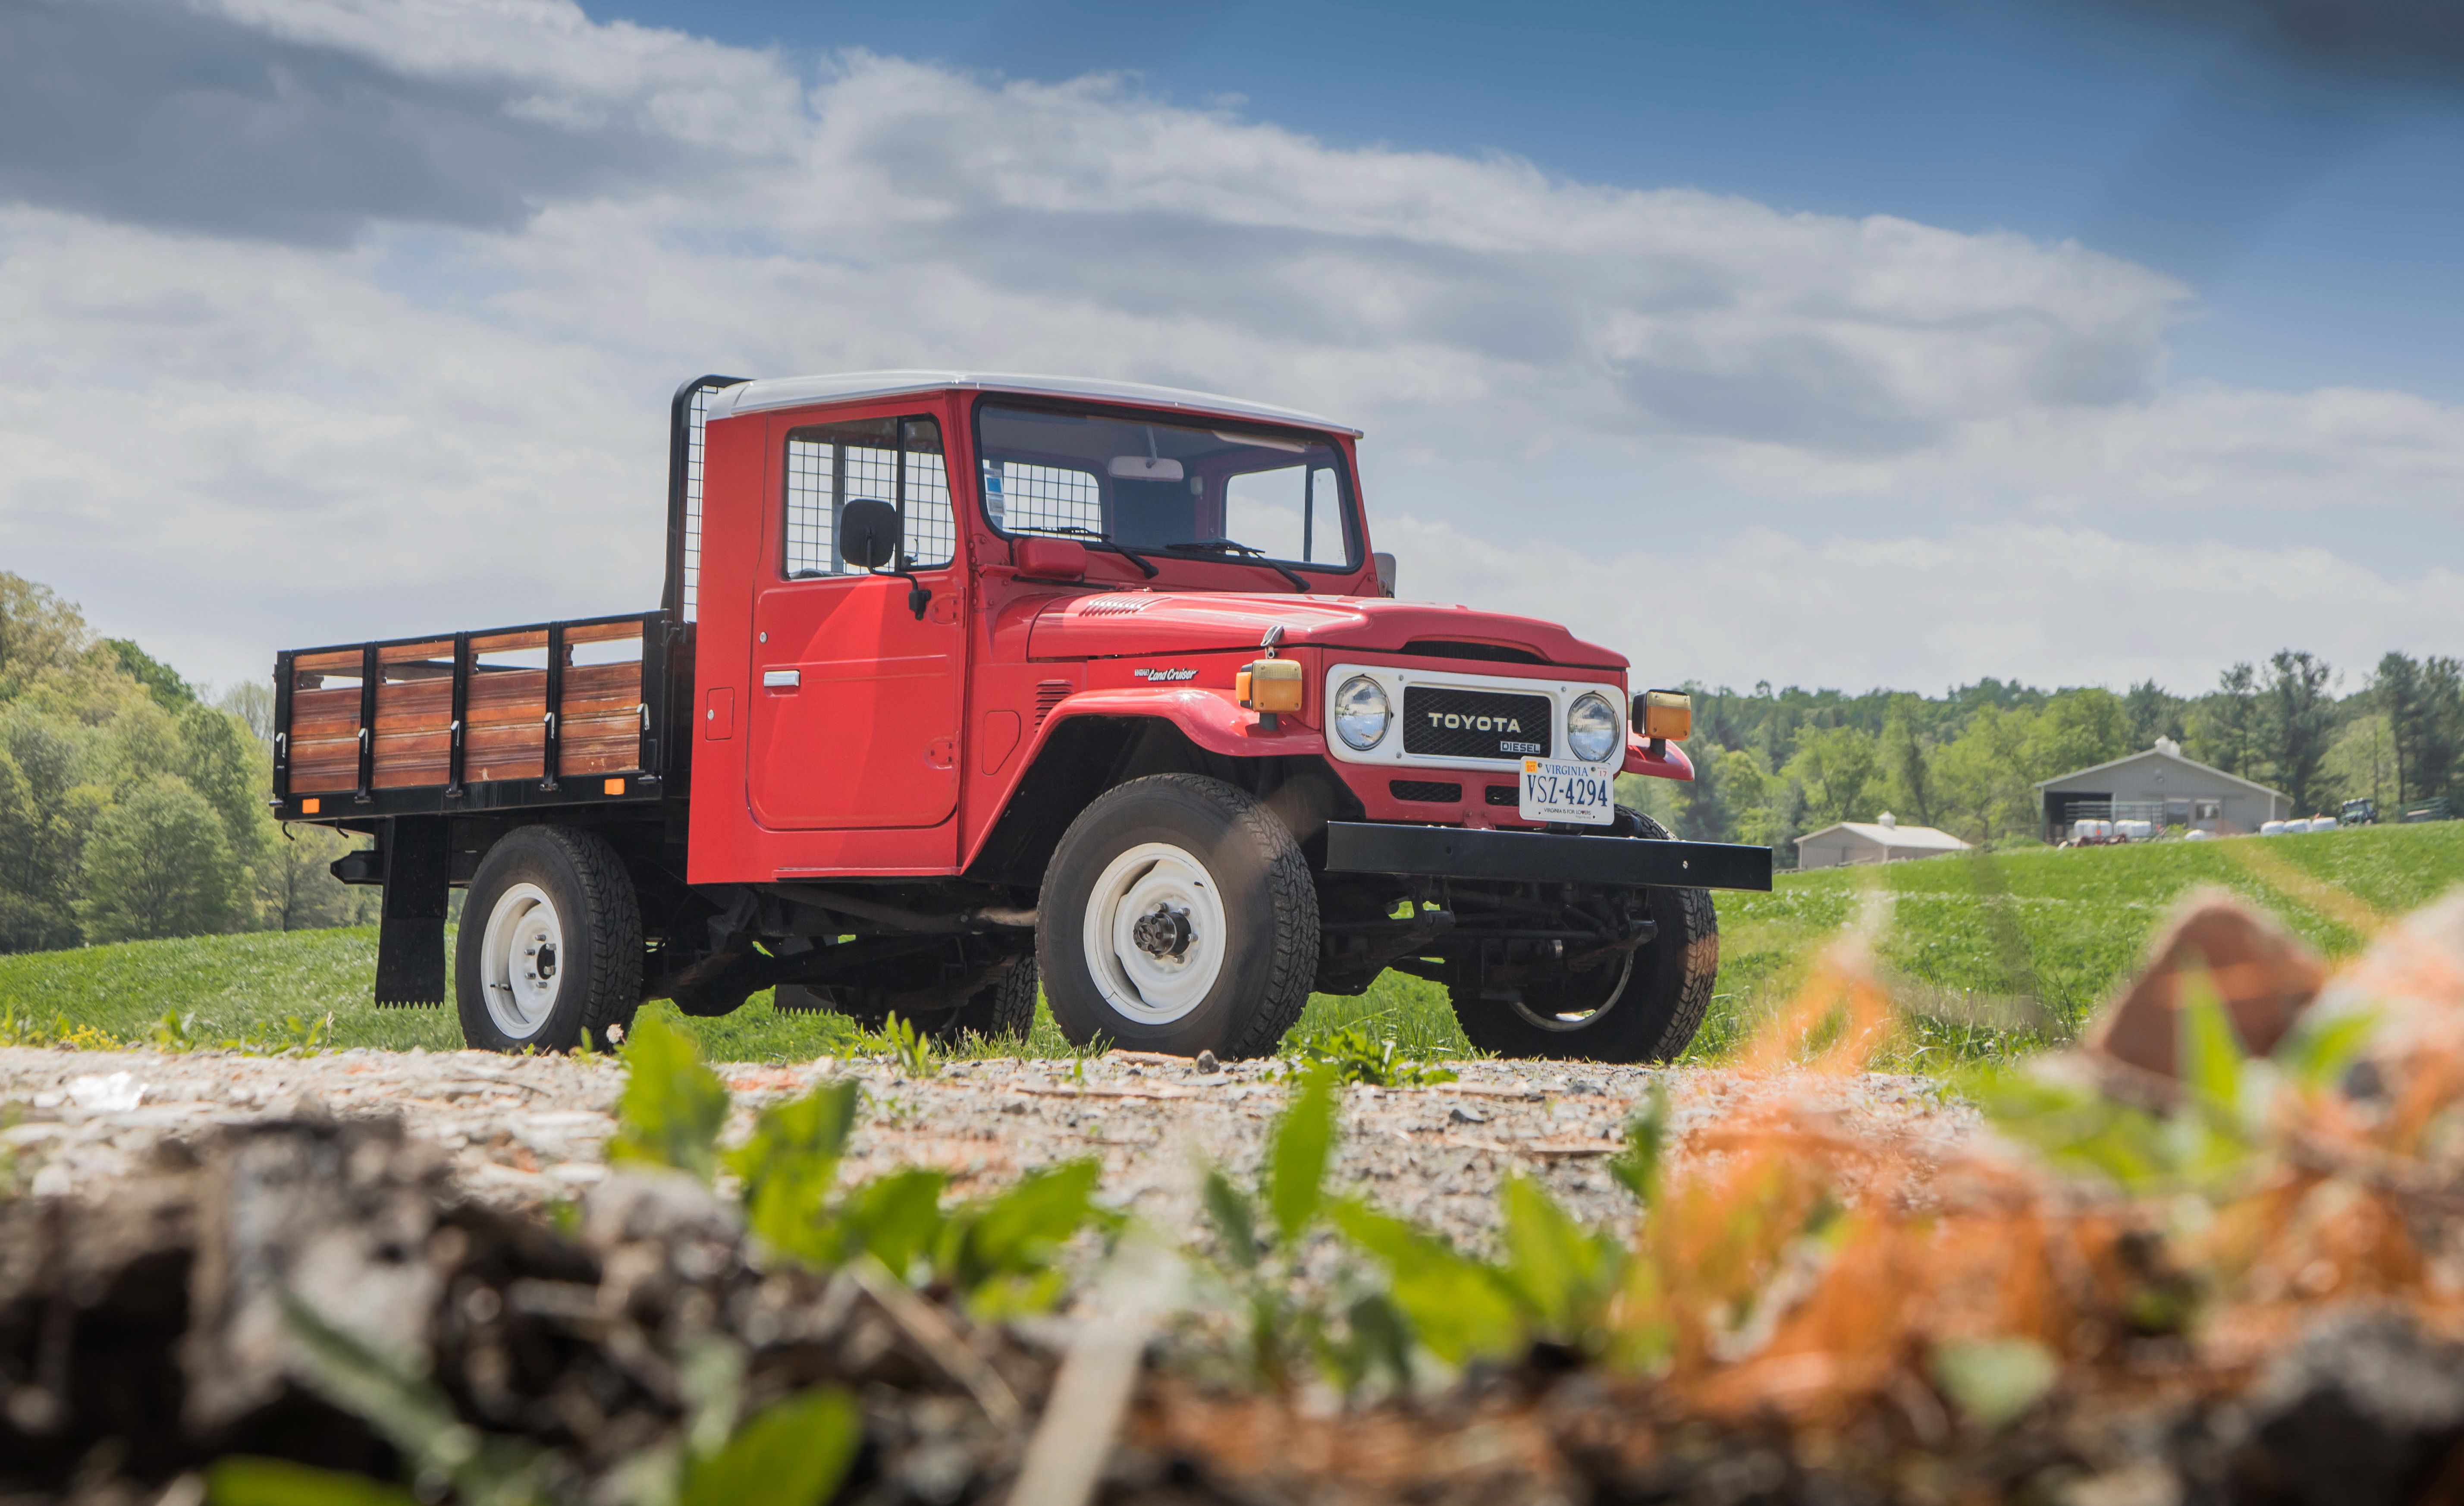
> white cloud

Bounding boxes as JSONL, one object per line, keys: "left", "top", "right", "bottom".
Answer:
{"left": 1379, "top": 513, "right": 2458, "bottom": 694}
{"left": 0, "top": 0, "right": 2459, "bottom": 695}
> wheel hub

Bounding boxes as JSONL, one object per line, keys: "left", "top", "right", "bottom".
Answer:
{"left": 1131, "top": 905, "right": 1193, "bottom": 958}
{"left": 1083, "top": 841, "right": 1228, "bottom": 1025}
{"left": 479, "top": 881, "right": 565, "bottom": 1041}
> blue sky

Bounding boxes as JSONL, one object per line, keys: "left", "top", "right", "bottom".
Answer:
{"left": 2, "top": 0, "right": 2459, "bottom": 695}
{"left": 593, "top": 0, "right": 2464, "bottom": 400}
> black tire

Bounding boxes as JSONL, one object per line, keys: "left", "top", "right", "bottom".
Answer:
{"left": 455, "top": 826, "right": 643, "bottom": 1053}
{"left": 1037, "top": 774, "right": 1318, "bottom": 1059}
{"left": 936, "top": 952, "right": 1039, "bottom": 1042}
{"left": 1447, "top": 808, "right": 1717, "bottom": 1063}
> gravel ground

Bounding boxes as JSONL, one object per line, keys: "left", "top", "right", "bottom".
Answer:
{"left": 0, "top": 1046, "right": 1977, "bottom": 1248}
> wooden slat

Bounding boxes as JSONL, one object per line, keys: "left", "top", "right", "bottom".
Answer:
{"left": 294, "top": 649, "right": 363, "bottom": 674}
{"left": 471, "top": 629, "right": 548, "bottom": 655}
{"left": 564, "top": 620, "right": 646, "bottom": 646}
{"left": 373, "top": 727, "right": 452, "bottom": 757}
{"left": 379, "top": 639, "right": 455, "bottom": 666}
{"left": 373, "top": 757, "right": 453, "bottom": 789}
{"left": 375, "top": 680, "right": 452, "bottom": 723}
{"left": 468, "top": 671, "right": 547, "bottom": 714}
{"left": 292, "top": 745, "right": 360, "bottom": 792}
{"left": 289, "top": 709, "right": 365, "bottom": 738}
{"left": 561, "top": 661, "right": 641, "bottom": 694}
{"left": 465, "top": 754, "right": 545, "bottom": 783}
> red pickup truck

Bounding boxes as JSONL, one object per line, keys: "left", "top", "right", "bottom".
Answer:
{"left": 276, "top": 373, "right": 1770, "bottom": 1062}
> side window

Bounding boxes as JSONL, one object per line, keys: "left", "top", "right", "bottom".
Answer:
{"left": 1221, "top": 462, "right": 1349, "bottom": 566}
{"left": 783, "top": 415, "right": 954, "bottom": 577}
{"left": 981, "top": 459, "right": 1104, "bottom": 537}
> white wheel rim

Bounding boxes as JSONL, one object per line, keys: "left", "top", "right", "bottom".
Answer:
{"left": 1082, "top": 841, "right": 1227, "bottom": 1025}
{"left": 1508, "top": 950, "right": 1635, "bottom": 1033}
{"left": 480, "top": 882, "right": 565, "bottom": 1039}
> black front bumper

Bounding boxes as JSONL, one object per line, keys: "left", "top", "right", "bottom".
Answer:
{"left": 1323, "top": 822, "right": 1773, "bottom": 892}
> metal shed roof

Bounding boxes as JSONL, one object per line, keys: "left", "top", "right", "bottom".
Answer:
{"left": 2033, "top": 743, "right": 2285, "bottom": 799}
{"left": 700, "top": 370, "right": 1362, "bottom": 436}
{"left": 1793, "top": 821, "right": 1972, "bottom": 852}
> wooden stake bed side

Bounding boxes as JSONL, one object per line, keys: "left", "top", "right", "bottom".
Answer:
{"left": 270, "top": 610, "right": 687, "bottom": 820}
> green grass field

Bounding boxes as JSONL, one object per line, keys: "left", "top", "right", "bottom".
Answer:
{"left": 6, "top": 821, "right": 2460, "bottom": 1064}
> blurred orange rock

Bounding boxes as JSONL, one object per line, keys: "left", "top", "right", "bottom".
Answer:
{"left": 2084, "top": 888, "right": 2325, "bottom": 1085}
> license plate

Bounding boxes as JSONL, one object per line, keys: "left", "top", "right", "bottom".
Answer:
{"left": 1519, "top": 758, "right": 1613, "bottom": 826}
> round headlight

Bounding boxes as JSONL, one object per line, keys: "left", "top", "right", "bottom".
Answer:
{"left": 1566, "top": 692, "right": 1619, "bottom": 762}
{"left": 1333, "top": 675, "right": 1391, "bottom": 751}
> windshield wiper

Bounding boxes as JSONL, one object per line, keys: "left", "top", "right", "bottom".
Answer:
{"left": 1010, "top": 525, "right": 1158, "bottom": 579}
{"left": 1161, "top": 540, "right": 1311, "bottom": 593}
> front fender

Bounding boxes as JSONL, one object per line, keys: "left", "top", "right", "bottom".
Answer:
{"left": 1623, "top": 736, "right": 1695, "bottom": 781}
{"left": 1041, "top": 686, "right": 1323, "bottom": 758}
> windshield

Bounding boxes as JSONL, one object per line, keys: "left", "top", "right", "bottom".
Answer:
{"left": 974, "top": 401, "right": 1358, "bottom": 572}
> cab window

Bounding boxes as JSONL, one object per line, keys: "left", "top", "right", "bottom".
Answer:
{"left": 783, "top": 415, "right": 954, "bottom": 576}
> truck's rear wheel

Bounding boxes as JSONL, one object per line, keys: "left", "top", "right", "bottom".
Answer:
{"left": 1447, "top": 809, "right": 1717, "bottom": 1063}
{"left": 456, "top": 826, "right": 642, "bottom": 1053}
{"left": 1038, "top": 774, "right": 1317, "bottom": 1059}
{"left": 937, "top": 953, "right": 1039, "bottom": 1041}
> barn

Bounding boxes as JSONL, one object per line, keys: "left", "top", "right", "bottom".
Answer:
{"left": 2034, "top": 737, "right": 2289, "bottom": 839}
{"left": 1793, "top": 811, "right": 1972, "bottom": 869}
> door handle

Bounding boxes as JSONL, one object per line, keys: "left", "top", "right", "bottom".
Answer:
{"left": 763, "top": 670, "right": 802, "bottom": 690}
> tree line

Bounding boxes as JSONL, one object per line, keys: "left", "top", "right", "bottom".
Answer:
{"left": 1625, "top": 648, "right": 2462, "bottom": 862}
{"left": 8, "top": 569, "right": 2463, "bottom": 949}
{"left": 0, "top": 573, "right": 372, "bottom": 954}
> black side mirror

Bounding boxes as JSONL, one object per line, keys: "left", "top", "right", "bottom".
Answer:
{"left": 838, "top": 497, "right": 930, "bottom": 619}
{"left": 840, "top": 498, "right": 901, "bottom": 569}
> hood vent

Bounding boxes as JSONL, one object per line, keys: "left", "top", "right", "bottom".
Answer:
{"left": 1399, "top": 638, "right": 1546, "bottom": 666}
{"left": 1078, "top": 597, "right": 1153, "bottom": 616}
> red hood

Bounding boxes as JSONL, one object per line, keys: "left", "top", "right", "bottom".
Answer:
{"left": 1026, "top": 591, "right": 1626, "bottom": 670}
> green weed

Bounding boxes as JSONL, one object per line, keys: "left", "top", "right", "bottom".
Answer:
{"left": 1279, "top": 1020, "right": 1457, "bottom": 1088}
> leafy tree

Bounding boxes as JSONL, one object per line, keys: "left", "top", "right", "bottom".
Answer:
{"left": 2192, "top": 663, "right": 2260, "bottom": 777}
{"left": 2023, "top": 689, "right": 2132, "bottom": 784}
{"left": 1714, "top": 748, "right": 1783, "bottom": 847}
{"left": 1667, "top": 739, "right": 1733, "bottom": 842}
{"left": 75, "top": 775, "right": 245, "bottom": 943}
{"left": 1930, "top": 706, "right": 2037, "bottom": 842}
{"left": 262, "top": 823, "right": 377, "bottom": 932}
{"left": 2323, "top": 714, "right": 2399, "bottom": 812}
{"left": 218, "top": 681, "right": 277, "bottom": 743}
{"left": 104, "top": 638, "right": 196, "bottom": 710}
{"left": 2261, "top": 650, "right": 2336, "bottom": 813}
{"left": 1784, "top": 726, "right": 1881, "bottom": 827}
{"left": 0, "top": 574, "right": 93, "bottom": 698}
{"left": 1879, "top": 704, "right": 1934, "bottom": 827}
{"left": 2125, "top": 679, "right": 2186, "bottom": 748}
{"left": 0, "top": 704, "right": 103, "bottom": 951}
{"left": 2377, "top": 652, "right": 2462, "bottom": 808}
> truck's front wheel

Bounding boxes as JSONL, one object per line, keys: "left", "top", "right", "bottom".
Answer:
{"left": 1038, "top": 774, "right": 1318, "bottom": 1059}
{"left": 456, "top": 826, "right": 642, "bottom": 1053}
{"left": 1446, "top": 809, "right": 1718, "bottom": 1063}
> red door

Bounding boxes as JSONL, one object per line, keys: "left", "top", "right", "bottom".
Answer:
{"left": 746, "top": 411, "right": 965, "bottom": 830}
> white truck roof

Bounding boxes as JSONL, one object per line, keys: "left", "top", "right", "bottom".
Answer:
{"left": 700, "top": 370, "right": 1362, "bottom": 437}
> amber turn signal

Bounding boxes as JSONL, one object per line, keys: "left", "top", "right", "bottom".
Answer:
{"left": 1637, "top": 689, "right": 1691, "bottom": 742}
{"left": 1237, "top": 658, "right": 1305, "bottom": 714}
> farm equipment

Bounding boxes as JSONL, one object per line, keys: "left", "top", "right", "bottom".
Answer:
{"left": 2342, "top": 798, "right": 2379, "bottom": 826}
{"left": 274, "top": 373, "right": 1771, "bottom": 1063}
